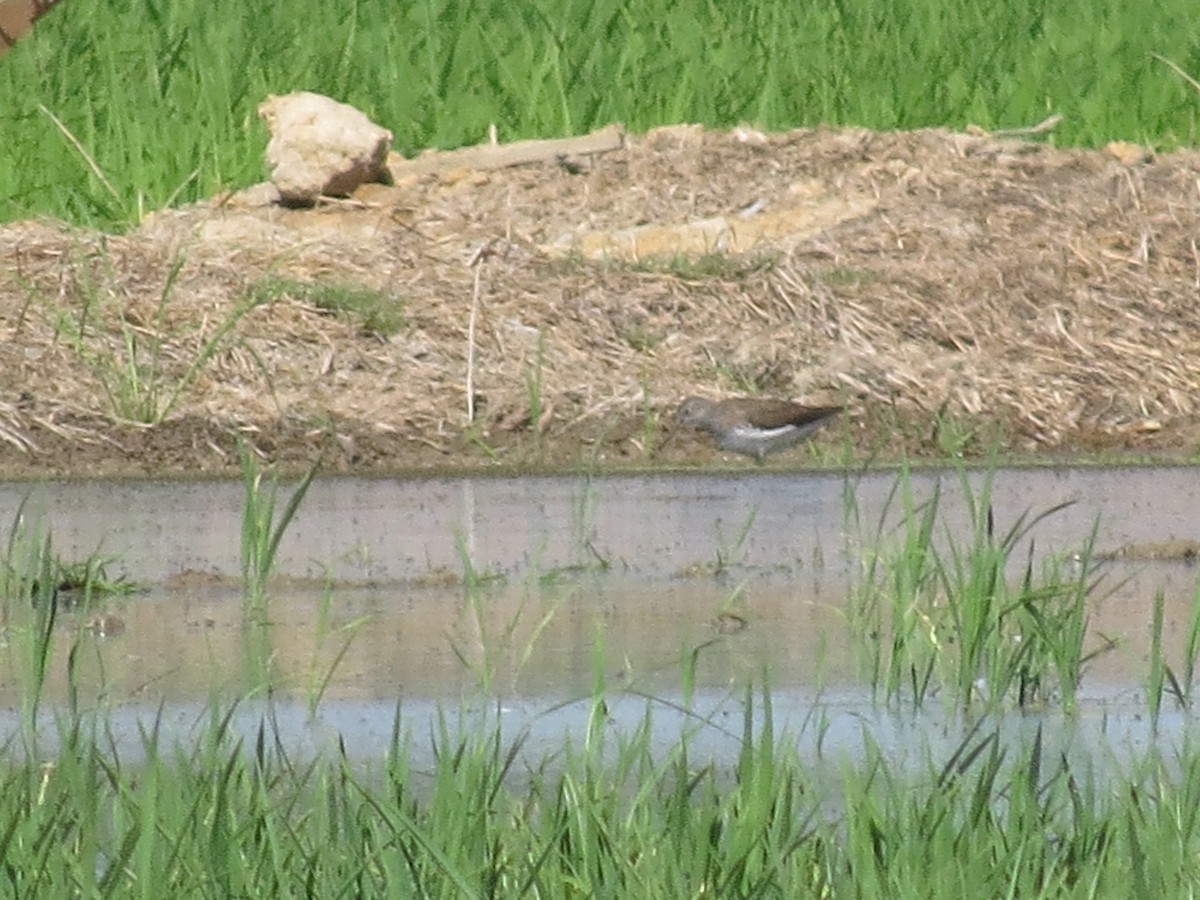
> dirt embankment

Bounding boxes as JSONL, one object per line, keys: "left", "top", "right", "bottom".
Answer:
{"left": 1, "top": 125, "right": 1198, "bottom": 479}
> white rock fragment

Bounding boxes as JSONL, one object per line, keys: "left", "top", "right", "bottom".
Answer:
{"left": 258, "top": 91, "right": 393, "bottom": 206}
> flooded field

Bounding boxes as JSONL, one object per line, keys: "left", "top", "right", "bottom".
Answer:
{"left": 2, "top": 466, "right": 1199, "bottom": 760}
{"left": 7, "top": 465, "right": 1200, "bottom": 584}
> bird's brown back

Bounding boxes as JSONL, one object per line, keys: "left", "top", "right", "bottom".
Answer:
{"left": 728, "top": 399, "right": 843, "bottom": 430}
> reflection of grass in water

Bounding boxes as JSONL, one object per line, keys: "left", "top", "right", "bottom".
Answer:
{"left": 239, "top": 443, "right": 321, "bottom": 618}
{"left": 305, "top": 576, "right": 373, "bottom": 717}
{"left": 238, "top": 443, "right": 323, "bottom": 696}
{"left": 0, "top": 498, "right": 141, "bottom": 737}
{"left": 845, "top": 463, "right": 1114, "bottom": 712}
{"left": 673, "top": 511, "right": 758, "bottom": 579}
{"left": 449, "top": 532, "right": 564, "bottom": 697}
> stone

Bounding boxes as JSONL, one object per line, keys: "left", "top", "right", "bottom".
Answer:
{"left": 258, "top": 91, "right": 393, "bottom": 206}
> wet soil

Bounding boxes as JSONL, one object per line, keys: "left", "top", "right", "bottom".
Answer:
{"left": 2, "top": 124, "right": 1199, "bottom": 479}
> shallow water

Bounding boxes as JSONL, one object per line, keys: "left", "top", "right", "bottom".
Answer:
{"left": 7, "top": 466, "right": 1200, "bottom": 583}
{"left": 2, "top": 466, "right": 1199, "bottom": 759}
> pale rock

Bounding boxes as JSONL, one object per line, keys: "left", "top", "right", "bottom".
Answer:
{"left": 258, "top": 92, "right": 393, "bottom": 205}
{"left": 1104, "top": 141, "right": 1153, "bottom": 166}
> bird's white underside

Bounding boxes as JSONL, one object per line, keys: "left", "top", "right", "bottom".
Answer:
{"left": 715, "top": 422, "right": 828, "bottom": 458}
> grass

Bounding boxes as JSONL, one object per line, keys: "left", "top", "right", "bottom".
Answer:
{"left": 3, "top": 688, "right": 1200, "bottom": 894}
{"left": 4, "top": 461, "right": 1200, "bottom": 892}
{"left": 50, "top": 252, "right": 274, "bottom": 424}
{"left": 239, "top": 442, "right": 321, "bottom": 617}
{"left": 629, "top": 252, "right": 782, "bottom": 282}
{"left": 304, "top": 577, "right": 373, "bottom": 717}
{"left": 0, "top": 501, "right": 120, "bottom": 732}
{"left": 636, "top": 381, "right": 662, "bottom": 459}
{"left": 252, "top": 277, "right": 406, "bottom": 339}
{"left": 846, "top": 466, "right": 1114, "bottom": 711}
{"left": 522, "top": 331, "right": 548, "bottom": 453}
{"left": 448, "top": 529, "right": 567, "bottom": 696}
{"left": 0, "top": 0, "right": 1197, "bottom": 228}
{"left": 2, "top": 539, "right": 135, "bottom": 613}
{"left": 1147, "top": 579, "right": 1200, "bottom": 724}
{"left": 672, "top": 510, "right": 758, "bottom": 578}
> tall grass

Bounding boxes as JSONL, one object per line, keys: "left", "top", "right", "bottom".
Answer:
{"left": 3, "top": 690, "right": 1200, "bottom": 894}
{"left": 236, "top": 443, "right": 324, "bottom": 694}
{"left": 239, "top": 442, "right": 320, "bottom": 617}
{"left": 1147, "top": 579, "right": 1200, "bottom": 724}
{"left": 0, "top": 0, "right": 1196, "bottom": 227}
{"left": 0, "top": 500, "right": 136, "bottom": 734}
{"left": 848, "top": 467, "right": 1112, "bottom": 710}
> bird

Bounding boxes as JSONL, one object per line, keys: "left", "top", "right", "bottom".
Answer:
{"left": 674, "top": 396, "right": 843, "bottom": 462}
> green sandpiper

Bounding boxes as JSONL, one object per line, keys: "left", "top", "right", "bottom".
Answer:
{"left": 675, "top": 396, "right": 843, "bottom": 461}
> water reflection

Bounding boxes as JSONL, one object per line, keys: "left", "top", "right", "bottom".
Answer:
{"left": 0, "top": 467, "right": 1196, "bottom": 760}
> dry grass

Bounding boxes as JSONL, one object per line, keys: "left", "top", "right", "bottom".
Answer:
{"left": 0, "top": 125, "right": 1197, "bottom": 476}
